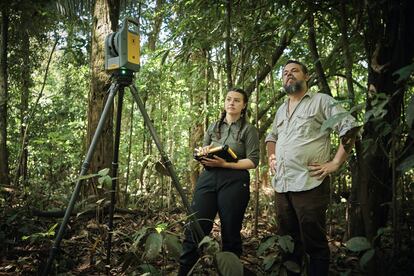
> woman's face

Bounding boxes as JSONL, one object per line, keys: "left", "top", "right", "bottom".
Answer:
{"left": 225, "top": 91, "right": 246, "bottom": 116}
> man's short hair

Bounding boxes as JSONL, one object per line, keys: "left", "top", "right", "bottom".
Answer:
{"left": 284, "top": 60, "right": 308, "bottom": 75}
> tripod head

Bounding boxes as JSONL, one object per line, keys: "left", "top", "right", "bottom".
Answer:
{"left": 111, "top": 69, "right": 135, "bottom": 86}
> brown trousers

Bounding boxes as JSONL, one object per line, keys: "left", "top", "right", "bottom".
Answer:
{"left": 275, "top": 178, "right": 330, "bottom": 275}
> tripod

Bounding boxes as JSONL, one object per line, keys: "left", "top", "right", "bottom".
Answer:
{"left": 42, "top": 70, "right": 204, "bottom": 275}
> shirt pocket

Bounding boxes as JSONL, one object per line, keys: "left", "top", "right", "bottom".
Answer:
{"left": 276, "top": 119, "right": 285, "bottom": 137}
{"left": 295, "top": 113, "right": 319, "bottom": 137}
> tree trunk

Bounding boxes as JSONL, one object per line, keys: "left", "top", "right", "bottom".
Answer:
{"left": 188, "top": 50, "right": 211, "bottom": 191}
{"left": 307, "top": 11, "right": 331, "bottom": 96}
{"left": 19, "top": 15, "right": 31, "bottom": 185}
{"left": 337, "top": 0, "right": 364, "bottom": 238}
{"left": 338, "top": 1, "right": 355, "bottom": 106}
{"left": 148, "top": 0, "right": 164, "bottom": 51}
{"left": 254, "top": 75, "right": 260, "bottom": 235}
{"left": 188, "top": 94, "right": 204, "bottom": 191}
{"left": 225, "top": 0, "right": 233, "bottom": 89}
{"left": 353, "top": 0, "right": 414, "bottom": 274}
{"left": 85, "top": 0, "right": 119, "bottom": 195}
{"left": 0, "top": 6, "right": 10, "bottom": 186}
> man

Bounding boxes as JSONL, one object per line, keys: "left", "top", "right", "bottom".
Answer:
{"left": 265, "top": 60, "right": 359, "bottom": 276}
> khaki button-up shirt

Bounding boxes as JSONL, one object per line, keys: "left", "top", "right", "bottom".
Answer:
{"left": 265, "top": 92, "right": 359, "bottom": 192}
{"left": 204, "top": 119, "right": 260, "bottom": 167}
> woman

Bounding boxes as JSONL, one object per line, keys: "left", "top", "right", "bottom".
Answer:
{"left": 178, "top": 88, "right": 260, "bottom": 275}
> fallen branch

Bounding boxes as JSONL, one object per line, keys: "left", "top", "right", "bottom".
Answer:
{"left": 31, "top": 205, "right": 143, "bottom": 218}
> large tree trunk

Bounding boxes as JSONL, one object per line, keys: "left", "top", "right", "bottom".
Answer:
{"left": 352, "top": 0, "right": 414, "bottom": 274}
{"left": 19, "top": 13, "right": 31, "bottom": 185}
{"left": 337, "top": 0, "right": 364, "bottom": 239}
{"left": 85, "top": 0, "right": 119, "bottom": 195}
{"left": 148, "top": 0, "right": 163, "bottom": 51}
{"left": 224, "top": 0, "right": 233, "bottom": 89}
{"left": 0, "top": 6, "right": 10, "bottom": 186}
{"left": 188, "top": 50, "right": 211, "bottom": 191}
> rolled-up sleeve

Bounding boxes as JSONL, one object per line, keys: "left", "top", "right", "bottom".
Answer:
{"left": 244, "top": 125, "right": 260, "bottom": 167}
{"left": 265, "top": 114, "right": 278, "bottom": 143}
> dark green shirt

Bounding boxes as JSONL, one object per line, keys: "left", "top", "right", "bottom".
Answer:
{"left": 203, "top": 119, "right": 260, "bottom": 167}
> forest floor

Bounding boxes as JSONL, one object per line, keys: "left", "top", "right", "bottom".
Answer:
{"left": 0, "top": 189, "right": 412, "bottom": 276}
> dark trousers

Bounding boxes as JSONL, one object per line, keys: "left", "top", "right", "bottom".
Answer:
{"left": 275, "top": 178, "right": 330, "bottom": 276}
{"left": 178, "top": 168, "right": 250, "bottom": 275}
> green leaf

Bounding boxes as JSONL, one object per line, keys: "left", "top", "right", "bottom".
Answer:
{"left": 349, "top": 103, "right": 364, "bottom": 114}
{"left": 278, "top": 235, "right": 294, "bottom": 253}
{"left": 393, "top": 63, "right": 414, "bottom": 83}
{"left": 155, "top": 222, "right": 168, "bottom": 233}
{"left": 375, "top": 227, "right": 388, "bottom": 237}
{"left": 345, "top": 237, "right": 371, "bottom": 252}
{"left": 364, "top": 93, "right": 390, "bottom": 123}
{"left": 199, "top": 236, "right": 219, "bottom": 255}
{"left": 263, "top": 254, "right": 277, "bottom": 271}
{"left": 361, "top": 138, "right": 377, "bottom": 157}
{"left": 21, "top": 223, "right": 58, "bottom": 242}
{"left": 374, "top": 121, "right": 392, "bottom": 136}
{"left": 257, "top": 236, "right": 277, "bottom": 256}
{"left": 215, "top": 251, "right": 244, "bottom": 276}
{"left": 132, "top": 227, "right": 148, "bottom": 250}
{"left": 139, "top": 264, "right": 160, "bottom": 275}
{"left": 198, "top": 236, "right": 214, "bottom": 247}
{"left": 6, "top": 213, "right": 18, "bottom": 224}
{"left": 397, "top": 154, "right": 414, "bottom": 173}
{"left": 283, "top": 260, "right": 301, "bottom": 273}
{"left": 360, "top": 248, "right": 375, "bottom": 268}
{"left": 73, "top": 173, "right": 98, "bottom": 182}
{"left": 164, "top": 233, "right": 182, "bottom": 260}
{"left": 339, "top": 269, "right": 352, "bottom": 276}
{"left": 160, "top": 49, "right": 171, "bottom": 65}
{"left": 46, "top": 223, "right": 58, "bottom": 237}
{"left": 321, "top": 112, "right": 349, "bottom": 132}
{"left": 96, "top": 198, "right": 105, "bottom": 205}
{"left": 98, "top": 175, "right": 112, "bottom": 187}
{"left": 98, "top": 168, "right": 110, "bottom": 176}
{"left": 144, "top": 232, "right": 163, "bottom": 260}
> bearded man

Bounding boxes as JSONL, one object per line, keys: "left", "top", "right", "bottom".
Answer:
{"left": 265, "top": 60, "right": 360, "bottom": 276}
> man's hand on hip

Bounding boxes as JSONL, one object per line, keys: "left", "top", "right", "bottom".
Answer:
{"left": 268, "top": 154, "right": 276, "bottom": 175}
{"left": 308, "top": 160, "right": 341, "bottom": 180}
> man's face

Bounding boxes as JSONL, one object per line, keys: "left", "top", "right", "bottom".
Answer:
{"left": 282, "top": 63, "right": 309, "bottom": 94}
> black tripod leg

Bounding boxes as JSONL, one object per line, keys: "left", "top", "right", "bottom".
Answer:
{"left": 106, "top": 86, "right": 124, "bottom": 269}
{"left": 128, "top": 84, "right": 205, "bottom": 242}
{"left": 42, "top": 83, "right": 120, "bottom": 276}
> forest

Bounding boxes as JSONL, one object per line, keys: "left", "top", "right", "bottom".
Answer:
{"left": 0, "top": 0, "right": 413, "bottom": 275}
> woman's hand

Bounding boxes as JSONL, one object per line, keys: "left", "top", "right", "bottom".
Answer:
{"left": 201, "top": 155, "right": 227, "bottom": 168}
{"left": 195, "top": 145, "right": 212, "bottom": 157}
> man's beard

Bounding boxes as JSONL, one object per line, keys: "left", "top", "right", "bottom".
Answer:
{"left": 283, "top": 80, "right": 306, "bottom": 94}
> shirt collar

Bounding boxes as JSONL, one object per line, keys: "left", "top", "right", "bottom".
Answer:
{"left": 283, "top": 90, "right": 312, "bottom": 104}
{"left": 223, "top": 117, "right": 242, "bottom": 126}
